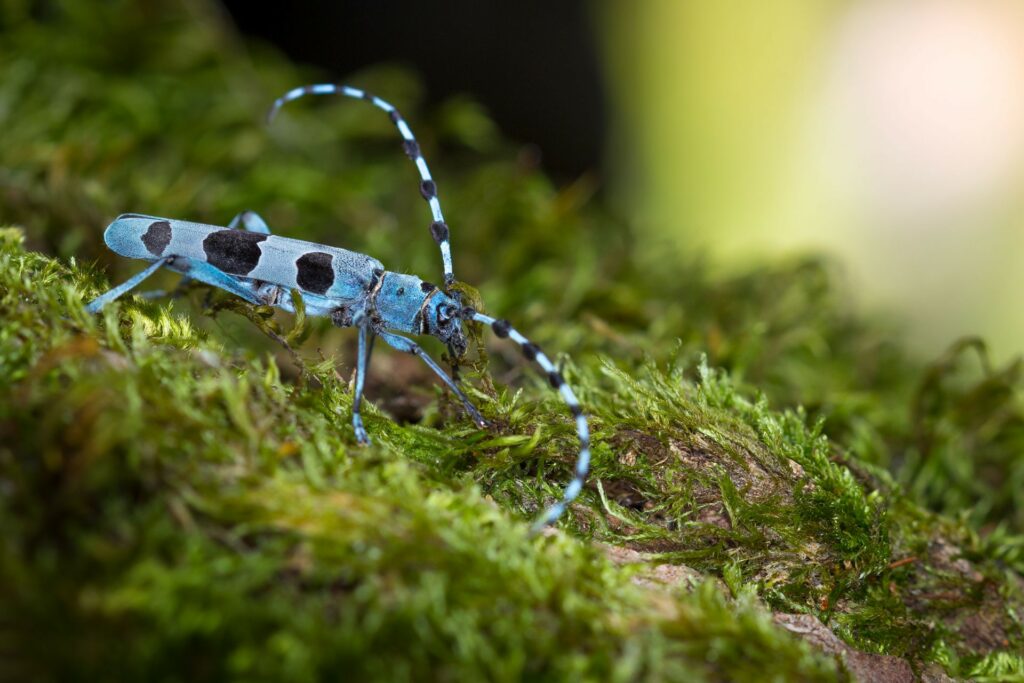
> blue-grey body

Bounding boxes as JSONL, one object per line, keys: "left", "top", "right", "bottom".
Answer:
{"left": 102, "top": 213, "right": 455, "bottom": 337}
{"left": 107, "top": 214, "right": 382, "bottom": 300}
{"left": 83, "top": 84, "right": 591, "bottom": 533}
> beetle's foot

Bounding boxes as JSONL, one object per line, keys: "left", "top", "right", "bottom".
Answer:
{"left": 353, "top": 416, "right": 371, "bottom": 446}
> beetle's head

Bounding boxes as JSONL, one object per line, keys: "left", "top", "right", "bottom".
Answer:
{"left": 421, "top": 290, "right": 468, "bottom": 358}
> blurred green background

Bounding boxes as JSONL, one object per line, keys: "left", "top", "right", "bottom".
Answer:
{"left": 603, "top": 0, "right": 1024, "bottom": 361}
{"left": 8, "top": 0, "right": 1024, "bottom": 360}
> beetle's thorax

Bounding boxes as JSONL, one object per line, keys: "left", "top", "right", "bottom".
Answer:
{"left": 366, "top": 269, "right": 465, "bottom": 353}
{"left": 368, "top": 272, "right": 440, "bottom": 335}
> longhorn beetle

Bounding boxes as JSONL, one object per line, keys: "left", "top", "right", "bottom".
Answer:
{"left": 84, "top": 84, "right": 591, "bottom": 531}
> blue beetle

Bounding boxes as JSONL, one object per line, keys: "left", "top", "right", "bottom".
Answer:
{"left": 85, "top": 84, "right": 591, "bottom": 531}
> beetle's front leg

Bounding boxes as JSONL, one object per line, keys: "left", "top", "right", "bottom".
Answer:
{"left": 351, "top": 322, "right": 376, "bottom": 445}
{"left": 377, "top": 330, "right": 487, "bottom": 429}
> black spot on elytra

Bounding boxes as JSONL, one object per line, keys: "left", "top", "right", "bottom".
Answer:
{"left": 420, "top": 281, "right": 437, "bottom": 293}
{"left": 203, "top": 230, "right": 267, "bottom": 275}
{"left": 295, "top": 252, "right": 335, "bottom": 294}
{"left": 142, "top": 220, "right": 172, "bottom": 256}
{"left": 396, "top": 287, "right": 405, "bottom": 296}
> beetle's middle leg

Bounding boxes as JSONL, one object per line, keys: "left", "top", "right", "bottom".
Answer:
{"left": 227, "top": 210, "right": 272, "bottom": 234}
{"left": 377, "top": 330, "right": 488, "bottom": 429}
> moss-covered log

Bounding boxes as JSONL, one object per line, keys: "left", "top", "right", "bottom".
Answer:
{"left": 3, "top": 230, "right": 1022, "bottom": 680}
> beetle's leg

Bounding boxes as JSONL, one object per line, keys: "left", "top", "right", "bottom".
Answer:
{"left": 158, "top": 257, "right": 264, "bottom": 305}
{"left": 227, "top": 210, "right": 272, "bottom": 234}
{"left": 351, "top": 323, "right": 376, "bottom": 445}
{"left": 377, "top": 330, "right": 487, "bottom": 429}
{"left": 89, "top": 255, "right": 270, "bottom": 313}
{"left": 137, "top": 274, "right": 202, "bottom": 302}
{"left": 85, "top": 257, "right": 172, "bottom": 313}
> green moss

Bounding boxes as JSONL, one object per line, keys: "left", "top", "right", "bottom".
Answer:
{"left": 2, "top": 222, "right": 1021, "bottom": 679}
{"left": 1, "top": 229, "right": 840, "bottom": 681}
{"left": 3, "top": 0, "right": 1024, "bottom": 680}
